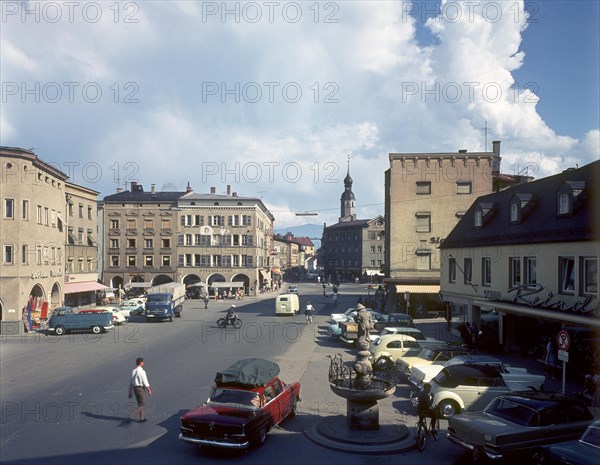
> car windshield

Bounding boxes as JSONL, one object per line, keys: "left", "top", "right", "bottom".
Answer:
{"left": 419, "top": 348, "right": 436, "bottom": 360}
{"left": 146, "top": 295, "right": 169, "bottom": 303}
{"left": 485, "top": 398, "right": 537, "bottom": 426}
{"left": 207, "top": 388, "right": 261, "bottom": 410}
{"left": 580, "top": 425, "right": 600, "bottom": 448}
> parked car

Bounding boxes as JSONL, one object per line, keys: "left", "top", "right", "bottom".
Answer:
{"left": 396, "top": 345, "right": 471, "bottom": 377}
{"left": 330, "top": 306, "right": 371, "bottom": 323}
{"left": 533, "top": 419, "right": 600, "bottom": 465}
{"left": 409, "top": 354, "right": 546, "bottom": 391}
{"left": 47, "top": 306, "right": 114, "bottom": 336}
{"left": 369, "top": 334, "right": 422, "bottom": 366}
{"left": 275, "top": 293, "right": 300, "bottom": 315}
{"left": 327, "top": 309, "right": 383, "bottom": 339}
{"left": 103, "top": 306, "right": 126, "bottom": 325}
{"left": 286, "top": 285, "right": 299, "bottom": 294}
{"left": 428, "top": 364, "right": 513, "bottom": 419}
{"left": 446, "top": 391, "right": 594, "bottom": 463}
{"left": 179, "top": 358, "right": 301, "bottom": 450}
{"left": 120, "top": 299, "right": 145, "bottom": 316}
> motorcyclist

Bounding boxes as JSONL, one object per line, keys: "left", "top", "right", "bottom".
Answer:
{"left": 226, "top": 305, "right": 237, "bottom": 325}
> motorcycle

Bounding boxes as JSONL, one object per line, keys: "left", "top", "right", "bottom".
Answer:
{"left": 217, "top": 316, "right": 242, "bottom": 329}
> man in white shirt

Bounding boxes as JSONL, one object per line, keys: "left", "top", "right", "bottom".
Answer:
{"left": 127, "top": 357, "right": 152, "bottom": 422}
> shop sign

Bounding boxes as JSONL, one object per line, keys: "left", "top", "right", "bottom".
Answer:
{"left": 508, "top": 284, "right": 594, "bottom": 314}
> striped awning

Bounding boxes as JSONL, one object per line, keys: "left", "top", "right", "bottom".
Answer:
{"left": 395, "top": 285, "right": 440, "bottom": 294}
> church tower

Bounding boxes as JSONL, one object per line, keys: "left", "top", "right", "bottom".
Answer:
{"left": 340, "top": 157, "right": 356, "bottom": 222}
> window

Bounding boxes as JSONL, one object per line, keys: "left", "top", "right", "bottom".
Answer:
{"left": 44, "top": 207, "right": 49, "bottom": 225}
{"left": 416, "top": 181, "right": 431, "bottom": 195}
{"left": 127, "top": 256, "right": 137, "bottom": 267}
{"left": 37, "top": 205, "right": 42, "bottom": 224}
{"left": 110, "top": 219, "right": 119, "bottom": 229}
{"left": 162, "top": 255, "right": 171, "bottom": 267}
{"left": 416, "top": 251, "right": 431, "bottom": 270}
{"left": 449, "top": 258, "right": 456, "bottom": 283}
{"left": 559, "top": 257, "right": 575, "bottom": 293}
{"left": 416, "top": 213, "right": 431, "bottom": 233}
{"left": 581, "top": 257, "right": 598, "bottom": 295}
{"left": 524, "top": 257, "right": 537, "bottom": 285}
{"left": 510, "top": 202, "right": 519, "bottom": 222}
{"left": 78, "top": 204, "right": 83, "bottom": 218}
{"left": 144, "top": 219, "right": 153, "bottom": 229}
{"left": 145, "top": 255, "right": 154, "bottom": 267}
{"left": 127, "top": 219, "right": 136, "bottom": 229}
{"left": 509, "top": 257, "right": 521, "bottom": 287}
{"left": 463, "top": 258, "right": 472, "bottom": 284}
{"left": 558, "top": 193, "right": 570, "bottom": 214}
{"left": 456, "top": 181, "right": 472, "bottom": 194}
{"left": 144, "top": 238, "right": 153, "bottom": 248}
{"left": 87, "top": 206, "right": 92, "bottom": 219}
{"left": 127, "top": 238, "right": 136, "bottom": 248}
{"left": 87, "top": 229, "right": 94, "bottom": 246}
{"left": 212, "top": 215, "right": 225, "bottom": 226}
{"left": 110, "top": 239, "right": 119, "bottom": 248}
{"left": 77, "top": 228, "right": 84, "bottom": 244}
{"left": 22, "top": 200, "right": 29, "bottom": 220}
{"left": 557, "top": 181, "right": 585, "bottom": 216}
{"left": 370, "top": 245, "right": 375, "bottom": 253}
{"left": 474, "top": 202, "right": 496, "bottom": 228}
{"left": 242, "top": 215, "right": 252, "bottom": 226}
{"left": 370, "top": 259, "right": 375, "bottom": 267}
{"left": 110, "top": 256, "right": 119, "bottom": 267}
{"left": 377, "top": 245, "right": 383, "bottom": 253}
{"left": 4, "top": 244, "right": 14, "bottom": 264}
{"left": 4, "top": 198, "right": 14, "bottom": 218}
{"left": 161, "top": 219, "right": 171, "bottom": 229}
{"left": 161, "top": 238, "right": 171, "bottom": 248}
{"left": 482, "top": 257, "right": 492, "bottom": 286}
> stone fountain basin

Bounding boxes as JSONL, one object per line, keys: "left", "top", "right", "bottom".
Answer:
{"left": 329, "top": 380, "right": 396, "bottom": 401}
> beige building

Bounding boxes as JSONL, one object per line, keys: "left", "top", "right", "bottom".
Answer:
{"left": 1, "top": 147, "right": 100, "bottom": 334}
{"left": 384, "top": 142, "right": 503, "bottom": 315}
{"left": 440, "top": 160, "right": 598, "bottom": 374}
{"left": 102, "top": 183, "right": 275, "bottom": 296}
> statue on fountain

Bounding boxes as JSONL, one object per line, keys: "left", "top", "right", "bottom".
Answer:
{"left": 353, "top": 305, "right": 374, "bottom": 389}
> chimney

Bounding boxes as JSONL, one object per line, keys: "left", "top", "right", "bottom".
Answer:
{"left": 232, "top": 192, "right": 237, "bottom": 197}
{"left": 492, "top": 140, "right": 501, "bottom": 156}
{"left": 186, "top": 181, "right": 192, "bottom": 193}
{"left": 116, "top": 187, "right": 123, "bottom": 193}
{"left": 151, "top": 184, "right": 156, "bottom": 194}
{"left": 130, "top": 181, "right": 137, "bottom": 191}
{"left": 458, "top": 149, "right": 467, "bottom": 153}
{"left": 210, "top": 187, "right": 216, "bottom": 194}
{"left": 227, "top": 185, "right": 231, "bottom": 196}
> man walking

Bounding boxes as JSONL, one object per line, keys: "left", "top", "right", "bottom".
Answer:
{"left": 128, "top": 357, "right": 152, "bottom": 423}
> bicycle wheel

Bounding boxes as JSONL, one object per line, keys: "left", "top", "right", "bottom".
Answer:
{"left": 232, "top": 318, "right": 242, "bottom": 329}
{"left": 431, "top": 418, "right": 440, "bottom": 441}
{"left": 415, "top": 423, "right": 427, "bottom": 451}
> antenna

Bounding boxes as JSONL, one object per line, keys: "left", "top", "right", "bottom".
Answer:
{"left": 481, "top": 120, "right": 489, "bottom": 151}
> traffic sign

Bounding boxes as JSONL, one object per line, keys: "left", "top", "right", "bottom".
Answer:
{"left": 557, "top": 330, "right": 570, "bottom": 351}
{"left": 558, "top": 349, "right": 569, "bottom": 362}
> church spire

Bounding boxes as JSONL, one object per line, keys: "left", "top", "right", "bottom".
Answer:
{"left": 340, "top": 154, "right": 356, "bottom": 221}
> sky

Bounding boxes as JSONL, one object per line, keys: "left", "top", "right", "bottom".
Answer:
{"left": 1, "top": 0, "right": 599, "bottom": 229}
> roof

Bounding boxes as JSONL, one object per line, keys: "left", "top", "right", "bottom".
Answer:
{"left": 324, "top": 219, "right": 371, "bottom": 231}
{"left": 442, "top": 160, "right": 599, "bottom": 248}
{"left": 104, "top": 189, "right": 186, "bottom": 203}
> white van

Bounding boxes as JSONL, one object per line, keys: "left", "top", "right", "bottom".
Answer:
{"left": 275, "top": 294, "right": 300, "bottom": 315}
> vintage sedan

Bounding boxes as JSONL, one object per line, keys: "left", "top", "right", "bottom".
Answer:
{"left": 446, "top": 391, "right": 594, "bottom": 463}
{"left": 179, "top": 358, "right": 301, "bottom": 450}
{"left": 369, "top": 334, "right": 423, "bottom": 366}
{"left": 533, "top": 419, "right": 600, "bottom": 465}
{"left": 409, "top": 354, "right": 546, "bottom": 391}
{"left": 396, "top": 345, "right": 471, "bottom": 377}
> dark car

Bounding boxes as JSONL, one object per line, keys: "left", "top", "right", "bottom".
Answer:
{"left": 446, "top": 391, "right": 594, "bottom": 463}
{"left": 179, "top": 358, "right": 301, "bottom": 450}
{"left": 533, "top": 419, "right": 600, "bottom": 465}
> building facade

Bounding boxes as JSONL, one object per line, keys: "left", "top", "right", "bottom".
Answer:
{"left": 321, "top": 163, "right": 386, "bottom": 283}
{"left": 383, "top": 142, "right": 504, "bottom": 315}
{"left": 1, "top": 147, "right": 101, "bottom": 334}
{"left": 102, "top": 183, "right": 275, "bottom": 296}
{"left": 440, "top": 161, "right": 599, "bottom": 374}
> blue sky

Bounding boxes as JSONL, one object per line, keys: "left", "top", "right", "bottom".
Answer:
{"left": 1, "top": 1, "right": 598, "bottom": 228}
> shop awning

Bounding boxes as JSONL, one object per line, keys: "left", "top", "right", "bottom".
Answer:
{"left": 64, "top": 282, "right": 110, "bottom": 294}
{"left": 365, "top": 270, "right": 383, "bottom": 276}
{"left": 395, "top": 285, "right": 440, "bottom": 294}
{"left": 188, "top": 282, "right": 207, "bottom": 288}
{"left": 124, "top": 282, "right": 153, "bottom": 289}
{"left": 211, "top": 282, "right": 245, "bottom": 288}
{"left": 473, "top": 300, "right": 600, "bottom": 328}
{"left": 271, "top": 268, "right": 282, "bottom": 275}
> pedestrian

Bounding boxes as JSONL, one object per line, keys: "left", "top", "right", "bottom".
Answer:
{"left": 470, "top": 323, "right": 479, "bottom": 352}
{"left": 305, "top": 301, "right": 314, "bottom": 324}
{"left": 544, "top": 336, "right": 557, "bottom": 379}
{"left": 322, "top": 283, "right": 326, "bottom": 297}
{"left": 201, "top": 292, "right": 209, "bottom": 309}
{"left": 332, "top": 293, "right": 338, "bottom": 307}
{"left": 127, "top": 357, "right": 152, "bottom": 423}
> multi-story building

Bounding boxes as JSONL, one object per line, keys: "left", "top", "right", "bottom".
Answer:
{"left": 63, "top": 182, "right": 103, "bottom": 307}
{"left": 321, "top": 163, "right": 386, "bottom": 283}
{"left": 440, "top": 160, "right": 599, "bottom": 373}
{"left": 383, "top": 141, "right": 517, "bottom": 315}
{"left": 272, "top": 233, "right": 315, "bottom": 280}
{"left": 102, "top": 183, "right": 275, "bottom": 296}
{"left": 1, "top": 146, "right": 101, "bottom": 334}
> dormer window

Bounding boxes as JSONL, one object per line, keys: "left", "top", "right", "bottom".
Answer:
{"left": 509, "top": 193, "right": 535, "bottom": 225}
{"left": 557, "top": 181, "right": 585, "bottom": 217}
{"left": 474, "top": 202, "right": 496, "bottom": 229}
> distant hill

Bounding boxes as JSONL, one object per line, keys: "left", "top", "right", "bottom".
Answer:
{"left": 275, "top": 223, "right": 323, "bottom": 247}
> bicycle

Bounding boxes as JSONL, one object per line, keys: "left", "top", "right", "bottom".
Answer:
{"left": 415, "top": 411, "right": 440, "bottom": 451}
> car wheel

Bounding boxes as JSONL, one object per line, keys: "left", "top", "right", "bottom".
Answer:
{"left": 530, "top": 448, "right": 547, "bottom": 465}
{"left": 54, "top": 325, "right": 65, "bottom": 336}
{"left": 253, "top": 426, "right": 268, "bottom": 447}
{"left": 92, "top": 325, "right": 102, "bottom": 334}
{"left": 217, "top": 318, "right": 226, "bottom": 328}
{"left": 437, "top": 399, "right": 460, "bottom": 419}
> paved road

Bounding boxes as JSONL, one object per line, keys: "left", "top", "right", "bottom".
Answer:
{"left": 0, "top": 282, "right": 584, "bottom": 464}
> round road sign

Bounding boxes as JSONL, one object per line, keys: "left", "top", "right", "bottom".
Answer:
{"left": 557, "top": 330, "right": 570, "bottom": 351}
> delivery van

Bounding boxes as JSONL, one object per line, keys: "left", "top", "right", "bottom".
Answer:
{"left": 275, "top": 294, "right": 300, "bottom": 316}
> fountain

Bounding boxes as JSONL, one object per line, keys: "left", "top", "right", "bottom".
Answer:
{"left": 304, "top": 329, "right": 412, "bottom": 453}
